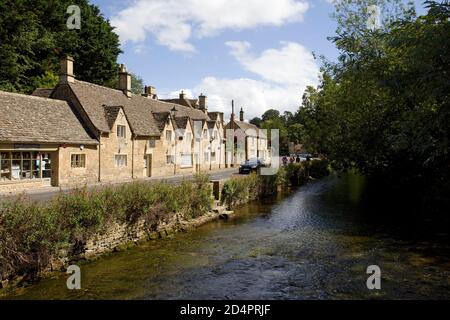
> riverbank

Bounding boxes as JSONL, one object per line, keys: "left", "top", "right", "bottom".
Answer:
{"left": 3, "top": 172, "right": 449, "bottom": 300}
{"left": 0, "top": 160, "right": 330, "bottom": 290}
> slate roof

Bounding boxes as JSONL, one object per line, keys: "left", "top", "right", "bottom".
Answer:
{"left": 161, "top": 98, "right": 198, "bottom": 109}
{"left": 152, "top": 112, "right": 171, "bottom": 132}
{"left": 207, "top": 120, "right": 217, "bottom": 130}
{"left": 174, "top": 116, "right": 190, "bottom": 130}
{"left": 0, "top": 90, "right": 97, "bottom": 145}
{"left": 65, "top": 80, "right": 209, "bottom": 137}
{"left": 103, "top": 106, "right": 122, "bottom": 130}
{"left": 31, "top": 88, "right": 54, "bottom": 98}
{"left": 225, "top": 120, "right": 260, "bottom": 137}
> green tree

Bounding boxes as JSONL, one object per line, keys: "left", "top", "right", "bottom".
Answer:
{"left": 0, "top": 0, "right": 122, "bottom": 93}
{"left": 298, "top": 0, "right": 449, "bottom": 209}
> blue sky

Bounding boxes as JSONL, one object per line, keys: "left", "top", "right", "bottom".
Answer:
{"left": 90, "top": 0, "right": 427, "bottom": 120}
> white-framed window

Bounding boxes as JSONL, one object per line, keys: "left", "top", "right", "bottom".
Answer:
{"left": 71, "top": 154, "right": 86, "bottom": 168}
{"left": 166, "top": 155, "right": 175, "bottom": 164}
{"left": 204, "top": 152, "right": 209, "bottom": 163}
{"left": 117, "top": 125, "right": 126, "bottom": 138}
{"left": 203, "top": 129, "right": 208, "bottom": 139}
{"left": 148, "top": 138, "right": 156, "bottom": 148}
{"left": 115, "top": 155, "right": 127, "bottom": 167}
{"left": 186, "top": 132, "right": 192, "bottom": 142}
{"left": 211, "top": 152, "right": 216, "bottom": 162}
{"left": 181, "top": 154, "right": 193, "bottom": 168}
{"left": 166, "top": 130, "right": 173, "bottom": 142}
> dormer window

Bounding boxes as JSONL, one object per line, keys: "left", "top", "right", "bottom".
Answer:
{"left": 117, "top": 125, "right": 126, "bottom": 138}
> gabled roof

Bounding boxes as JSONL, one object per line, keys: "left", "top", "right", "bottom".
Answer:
{"left": 103, "top": 106, "right": 122, "bottom": 130}
{"left": 0, "top": 90, "right": 97, "bottom": 145}
{"left": 174, "top": 116, "right": 190, "bottom": 130}
{"left": 225, "top": 120, "right": 260, "bottom": 137}
{"left": 207, "top": 112, "right": 223, "bottom": 122}
{"left": 64, "top": 80, "right": 161, "bottom": 137}
{"left": 152, "top": 112, "right": 171, "bottom": 132}
{"left": 207, "top": 120, "right": 217, "bottom": 130}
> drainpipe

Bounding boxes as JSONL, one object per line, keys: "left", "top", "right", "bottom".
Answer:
{"left": 131, "top": 134, "right": 135, "bottom": 179}
{"left": 98, "top": 133, "right": 101, "bottom": 182}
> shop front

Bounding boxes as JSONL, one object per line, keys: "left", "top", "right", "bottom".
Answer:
{"left": 0, "top": 144, "right": 58, "bottom": 191}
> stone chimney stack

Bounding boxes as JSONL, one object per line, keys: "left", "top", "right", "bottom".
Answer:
{"left": 119, "top": 64, "right": 132, "bottom": 98}
{"left": 142, "top": 85, "right": 157, "bottom": 99}
{"left": 240, "top": 107, "right": 244, "bottom": 121}
{"left": 231, "top": 100, "right": 235, "bottom": 123}
{"left": 179, "top": 90, "right": 186, "bottom": 99}
{"left": 199, "top": 94, "right": 207, "bottom": 111}
{"left": 60, "top": 56, "right": 75, "bottom": 84}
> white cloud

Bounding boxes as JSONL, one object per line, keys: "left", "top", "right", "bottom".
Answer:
{"left": 189, "top": 41, "right": 320, "bottom": 120}
{"left": 111, "top": 0, "right": 310, "bottom": 51}
{"left": 225, "top": 40, "right": 319, "bottom": 86}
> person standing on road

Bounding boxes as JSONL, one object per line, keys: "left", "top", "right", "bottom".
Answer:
{"left": 296, "top": 155, "right": 301, "bottom": 163}
{"left": 282, "top": 156, "right": 288, "bottom": 166}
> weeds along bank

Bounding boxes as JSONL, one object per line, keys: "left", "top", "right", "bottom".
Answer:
{"left": 0, "top": 160, "right": 329, "bottom": 288}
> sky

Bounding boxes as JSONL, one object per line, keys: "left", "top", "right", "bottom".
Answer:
{"left": 90, "top": 0, "right": 427, "bottom": 121}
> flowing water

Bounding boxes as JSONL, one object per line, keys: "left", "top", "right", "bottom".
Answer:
{"left": 2, "top": 173, "right": 450, "bottom": 300}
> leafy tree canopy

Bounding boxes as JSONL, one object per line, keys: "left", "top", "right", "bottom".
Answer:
{"left": 0, "top": 0, "right": 123, "bottom": 93}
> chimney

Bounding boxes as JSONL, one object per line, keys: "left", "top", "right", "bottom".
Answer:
{"left": 142, "top": 85, "right": 157, "bottom": 99}
{"left": 199, "top": 94, "right": 207, "bottom": 111}
{"left": 179, "top": 90, "right": 186, "bottom": 99}
{"left": 60, "top": 56, "right": 75, "bottom": 84}
{"left": 230, "top": 100, "right": 235, "bottom": 123}
{"left": 119, "top": 64, "right": 132, "bottom": 98}
{"left": 240, "top": 107, "right": 244, "bottom": 121}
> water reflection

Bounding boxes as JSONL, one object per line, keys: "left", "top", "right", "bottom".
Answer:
{"left": 2, "top": 173, "right": 450, "bottom": 300}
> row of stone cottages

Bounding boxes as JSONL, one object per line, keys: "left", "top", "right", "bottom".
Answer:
{"left": 0, "top": 57, "right": 269, "bottom": 192}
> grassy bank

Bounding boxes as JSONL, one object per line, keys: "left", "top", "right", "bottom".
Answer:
{"left": 221, "top": 159, "right": 330, "bottom": 208}
{"left": 0, "top": 174, "right": 212, "bottom": 285}
{"left": 0, "top": 160, "right": 329, "bottom": 287}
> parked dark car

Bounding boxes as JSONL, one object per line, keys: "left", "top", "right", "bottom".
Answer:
{"left": 239, "top": 158, "right": 265, "bottom": 174}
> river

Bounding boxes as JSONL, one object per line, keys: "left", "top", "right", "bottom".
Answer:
{"left": 2, "top": 173, "right": 450, "bottom": 299}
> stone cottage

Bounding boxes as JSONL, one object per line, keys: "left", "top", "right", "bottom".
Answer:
{"left": 0, "top": 56, "right": 228, "bottom": 191}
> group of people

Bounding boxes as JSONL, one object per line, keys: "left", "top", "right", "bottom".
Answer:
{"left": 282, "top": 154, "right": 311, "bottom": 166}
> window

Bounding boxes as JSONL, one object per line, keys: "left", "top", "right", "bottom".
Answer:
{"left": 115, "top": 155, "right": 127, "bottom": 167}
{"left": 166, "top": 155, "right": 175, "bottom": 164}
{"left": 117, "top": 125, "right": 126, "bottom": 138}
{"left": 1, "top": 151, "right": 48, "bottom": 181}
{"left": 203, "top": 129, "right": 208, "bottom": 139}
{"left": 204, "top": 152, "right": 209, "bottom": 163}
{"left": 71, "top": 154, "right": 86, "bottom": 168}
{"left": 148, "top": 139, "right": 156, "bottom": 148}
{"left": 211, "top": 152, "right": 216, "bottom": 162}
{"left": 166, "top": 130, "right": 173, "bottom": 142}
{"left": 181, "top": 154, "right": 193, "bottom": 168}
{"left": 186, "top": 132, "right": 192, "bottom": 142}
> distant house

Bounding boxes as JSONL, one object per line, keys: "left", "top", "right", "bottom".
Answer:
{"left": 225, "top": 104, "right": 269, "bottom": 166}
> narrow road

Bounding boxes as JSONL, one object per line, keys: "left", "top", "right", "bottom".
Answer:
{"left": 0, "top": 168, "right": 238, "bottom": 204}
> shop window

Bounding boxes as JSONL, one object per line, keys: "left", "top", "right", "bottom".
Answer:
{"left": 0, "top": 151, "right": 51, "bottom": 181}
